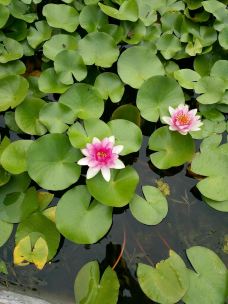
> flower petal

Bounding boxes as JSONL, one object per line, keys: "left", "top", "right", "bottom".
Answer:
{"left": 81, "top": 148, "right": 90, "bottom": 157}
{"left": 86, "top": 167, "right": 100, "bottom": 179}
{"left": 92, "top": 137, "right": 100, "bottom": 144}
{"left": 112, "top": 159, "right": 125, "bottom": 169}
{"left": 108, "top": 135, "right": 115, "bottom": 144}
{"left": 101, "top": 167, "right": 111, "bottom": 182}
{"left": 162, "top": 116, "right": 172, "bottom": 125}
{"left": 77, "top": 157, "right": 89, "bottom": 166}
{"left": 112, "top": 145, "right": 123, "bottom": 154}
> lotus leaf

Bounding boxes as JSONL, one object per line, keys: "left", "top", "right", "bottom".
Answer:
{"left": 39, "top": 102, "right": 75, "bottom": 134}
{"left": 8, "top": 0, "right": 37, "bottom": 23}
{"left": 0, "top": 61, "right": 26, "bottom": 79}
{"left": 156, "top": 33, "right": 182, "bottom": 60}
{"left": 56, "top": 185, "right": 113, "bottom": 244}
{"left": 137, "top": 250, "right": 189, "bottom": 304}
{"left": 149, "top": 126, "right": 195, "bottom": 169}
{"left": 99, "top": 0, "right": 138, "bottom": 21}
{"left": 117, "top": 46, "right": 164, "bottom": 89}
{"left": 111, "top": 104, "right": 141, "bottom": 126}
{"left": 0, "top": 219, "right": 13, "bottom": 247}
{"left": 37, "top": 192, "right": 54, "bottom": 211}
{"left": 79, "top": 5, "right": 108, "bottom": 32}
{"left": 130, "top": 186, "right": 168, "bottom": 225}
{"left": 27, "top": 134, "right": 81, "bottom": 190}
{"left": 27, "top": 21, "right": 52, "bottom": 49}
{"left": 38, "top": 68, "right": 70, "bottom": 94}
{"left": 121, "top": 20, "right": 146, "bottom": 45}
{"left": 59, "top": 83, "right": 104, "bottom": 119}
{"left": 74, "top": 261, "right": 119, "bottom": 304}
{"left": 42, "top": 4, "right": 79, "bottom": 32}
{"left": 136, "top": 76, "right": 185, "bottom": 122}
{"left": 0, "top": 37, "right": 23, "bottom": 63}
{"left": 174, "top": 69, "right": 201, "bottom": 89}
{"left": 183, "top": 246, "right": 227, "bottom": 303}
{"left": 87, "top": 166, "right": 139, "bottom": 207}
{"left": 219, "top": 25, "right": 228, "bottom": 49}
{"left": 78, "top": 32, "right": 119, "bottom": 68}
{"left": 0, "top": 5, "right": 9, "bottom": 28}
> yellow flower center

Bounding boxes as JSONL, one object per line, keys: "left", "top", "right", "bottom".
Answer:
{"left": 97, "top": 151, "right": 107, "bottom": 158}
{"left": 177, "top": 113, "right": 190, "bottom": 125}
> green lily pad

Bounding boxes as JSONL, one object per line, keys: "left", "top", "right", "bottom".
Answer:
{"left": 9, "top": 0, "right": 37, "bottom": 22}
{"left": 129, "top": 186, "right": 168, "bottom": 225}
{"left": 121, "top": 20, "right": 146, "bottom": 45}
{"left": 156, "top": 33, "right": 182, "bottom": 60}
{"left": 137, "top": 250, "right": 189, "bottom": 304}
{"left": 0, "top": 61, "right": 26, "bottom": 79}
{"left": 203, "top": 196, "right": 228, "bottom": 212}
{"left": 43, "top": 34, "right": 80, "bottom": 61}
{"left": 74, "top": 261, "right": 119, "bottom": 304}
{"left": 67, "top": 119, "right": 111, "bottom": 149}
{"left": 0, "top": 37, "right": 23, "bottom": 63}
{"left": 174, "top": 69, "right": 201, "bottom": 89}
{"left": 27, "top": 134, "right": 81, "bottom": 191}
{"left": 117, "top": 46, "right": 164, "bottom": 89}
{"left": 1, "top": 140, "right": 32, "bottom": 174}
{"left": 38, "top": 68, "right": 70, "bottom": 94}
{"left": 42, "top": 4, "right": 79, "bottom": 32}
{"left": 183, "top": 246, "right": 227, "bottom": 304}
{"left": 27, "top": 20, "right": 52, "bottom": 49}
{"left": 15, "top": 97, "right": 47, "bottom": 135}
{"left": 78, "top": 32, "right": 119, "bottom": 68}
{"left": 0, "top": 219, "right": 13, "bottom": 247}
{"left": 39, "top": 102, "right": 75, "bottom": 134}
{"left": 86, "top": 166, "right": 139, "bottom": 207}
{"left": 219, "top": 26, "right": 228, "bottom": 49}
{"left": 0, "top": 75, "right": 29, "bottom": 112}
{"left": 111, "top": 104, "right": 141, "bottom": 126}
{"left": 149, "top": 126, "right": 195, "bottom": 169}
{"left": 15, "top": 212, "right": 60, "bottom": 260}
{"left": 54, "top": 50, "right": 87, "bottom": 84}
{"left": 79, "top": 4, "right": 108, "bottom": 32}
{"left": 0, "top": 5, "right": 9, "bottom": 28}
{"left": 0, "top": 187, "right": 39, "bottom": 223}
{"left": 108, "top": 119, "right": 142, "bottom": 155}
{"left": 94, "top": 72, "right": 124, "bottom": 103}
{"left": 191, "top": 138, "right": 228, "bottom": 201}
{"left": 99, "top": 0, "right": 138, "bottom": 21}
{"left": 210, "top": 60, "right": 228, "bottom": 86}
{"left": 56, "top": 185, "right": 113, "bottom": 244}
{"left": 59, "top": 83, "right": 104, "bottom": 119}
{"left": 136, "top": 76, "right": 185, "bottom": 122}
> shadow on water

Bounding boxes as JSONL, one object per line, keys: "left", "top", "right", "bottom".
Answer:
{"left": 0, "top": 135, "right": 227, "bottom": 303}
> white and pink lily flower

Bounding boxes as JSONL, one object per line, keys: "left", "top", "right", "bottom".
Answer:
{"left": 162, "top": 104, "right": 203, "bottom": 135}
{"left": 77, "top": 136, "right": 125, "bottom": 182}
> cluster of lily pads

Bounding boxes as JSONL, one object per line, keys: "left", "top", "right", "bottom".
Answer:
{"left": 0, "top": 0, "right": 227, "bottom": 303}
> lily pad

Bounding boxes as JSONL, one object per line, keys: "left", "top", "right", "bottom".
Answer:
{"left": 99, "top": 0, "right": 138, "bottom": 21}
{"left": 0, "top": 37, "right": 23, "bottom": 63}
{"left": 174, "top": 69, "right": 201, "bottom": 89}
{"left": 27, "top": 134, "right": 81, "bottom": 190}
{"left": 219, "top": 26, "right": 228, "bottom": 49}
{"left": 117, "top": 46, "right": 164, "bottom": 89}
{"left": 38, "top": 68, "right": 70, "bottom": 94}
{"left": 203, "top": 196, "right": 228, "bottom": 212}
{"left": 0, "top": 61, "right": 25, "bottom": 79}
{"left": 15, "top": 97, "right": 47, "bottom": 135}
{"left": 59, "top": 83, "right": 104, "bottom": 120}
{"left": 0, "top": 5, "right": 9, "bottom": 28}
{"left": 74, "top": 261, "right": 119, "bottom": 304}
{"left": 79, "top": 5, "right": 108, "bottom": 33}
{"left": 0, "top": 219, "right": 13, "bottom": 247}
{"left": 1, "top": 140, "right": 32, "bottom": 174}
{"left": 149, "top": 126, "right": 195, "bottom": 169}
{"left": 56, "top": 185, "right": 113, "bottom": 244}
{"left": 137, "top": 250, "right": 189, "bottom": 304}
{"left": 183, "top": 246, "right": 227, "bottom": 304}
{"left": 42, "top": 4, "right": 79, "bottom": 32}
{"left": 0, "top": 75, "right": 29, "bottom": 112}
{"left": 27, "top": 20, "right": 52, "bottom": 49}
{"left": 136, "top": 76, "right": 185, "bottom": 122}
{"left": 86, "top": 166, "right": 139, "bottom": 207}
{"left": 78, "top": 32, "right": 119, "bottom": 68}
{"left": 111, "top": 104, "right": 141, "bottom": 126}
{"left": 129, "top": 186, "right": 168, "bottom": 225}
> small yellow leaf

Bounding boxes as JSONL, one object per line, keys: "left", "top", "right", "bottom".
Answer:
{"left": 37, "top": 191, "right": 54, "bottom": 210}
{"left": 42, "top": 207, "right": 56, "bottom": 223}
{"left": 32, "top": 237, "right": 49, "bottom": 270}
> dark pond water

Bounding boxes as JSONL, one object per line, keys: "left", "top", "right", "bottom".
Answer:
{"left": 0, "top": 133, "right": 227, "bottom": 304}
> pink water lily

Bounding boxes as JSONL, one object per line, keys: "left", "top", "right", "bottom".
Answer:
{"left": 77, "top": 136, "right": 125, "bottom": 182}
{"left": 162, "top": 104, "right": 203, "bottom": 135}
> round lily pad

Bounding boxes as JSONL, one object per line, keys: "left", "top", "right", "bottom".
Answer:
{"left": 78, "top": 32, "right": 119, "bottom": 68}
{"left": 117, "top": 46, "right": 164, "bottom": 89}
{"left": 149, "top": 126, "right": 195, "bottom": 169}
{"left": 38, "top": 68, "right": 70, "bottom": 94}
{"left": 79, "top": 4, "right": 108, "bottom": 33}
{"left": 0, "top": 219, "right": 13, "bottom": 247}
{"left": 136, "top": 76, "right": 185, "bottom": 122}
{"left": 98, "top": 0, "right": 138, "bottom": 21}
{"left": 27, "top": 134, "right": 81, "bottom": 190}
{"left": 59, "top": 83, "right": 104, "bottom": 120}
{"left": 129, "top": 186, "right": 168, "bottom": 225}
{"left": 0, "top": 37, "right": 23, "bottom": 63}
{"left": 56, "top": 185, "right": 113, "bottom": 244}
{"left": 86, "top": 166, "right": 139, "bottom": 207}
{"left": 203, "top": 196, "right": 228, "bottom": 212}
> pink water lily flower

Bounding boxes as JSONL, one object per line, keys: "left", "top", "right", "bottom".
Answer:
{"left": 77, "top": 136, "right": 125, "bottom": 182}
{"left": 162, "top": 104, "right": 203, "bottom": 135}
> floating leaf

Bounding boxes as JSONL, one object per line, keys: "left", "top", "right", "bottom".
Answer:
{"left": 149, "top": 126, "right": 195, "bottom": 169}
{"left": 117, "top": 46, "right": 164, "bottom": 89}
{"left": 0, "top": 219, "right": 13, "bottom": 247}
{"left": 0, "top": 5, "right": 9, "bottom": 28}
{"left": 43, "top": 4, "right": 79, "bottom": 32}
{"left": 15, "top": 97, "right": 47, "bottom": 135}
{"left": 27, "top": 134, "right": 81, "bottom": 190}
{"left": 0, "top": 37, "right": 23, "bottom": 63}
{"left": 1, "top": 140, "right": 32, "bottom": 174}
{"left": 78, "top": 32, "right": 119, "bottom": 68}
{"left": 59, "top": 83, "right": 104, "bottom": 119}
{"left": 87, "top": 166, "right": 139, "bottom": 207}
{"left": 219, "top": 26, "right": 228, "bottom": 49}
{"left": 99, "top": 0, "right": 138, "bottom": 21}
{"left": 27, "top": 20, "right": 52, "bottom": 49}
{"left": 174, "top": 69, "right": 201, "bottom": 89}
{"left": 111, "top": 104, "right": 141, "bottom": 126}
{"left": 0, "top": 61, "right": 25, "bottom": 79}
{"left": 56, "top": 185, "right": 113, "bottom": 244}
{"left": 38, "top": 68, "right": 70, "bottom": 94}
{"left": 130, "top": 186, "right": 168, "bottom": 225}
{"left": 203, "top": 196, "right": 228, "bottom": 212}
{"left": 37, "top": 191, "right": 54, "bottom": 211}
{"left": 137, "top": 250, "right": 189, "bottom": 304}
{"left": 183, "top": 246, "right": 227, "bottom": 304}
{"left": 79, "top": 4, "right": 108, "bottom": 32}
{"left": 136, "top": 76, "right": 185, "bottom": 122}
{"left": 156, "top": 33, "right": 182, "bottom": 60}
{"left": 74, "top": 261, "right": 119, "bottom": 304}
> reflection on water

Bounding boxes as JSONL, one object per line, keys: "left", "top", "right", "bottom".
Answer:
{"left": 0, "top": 137, "right": 227, "bottom": 304}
